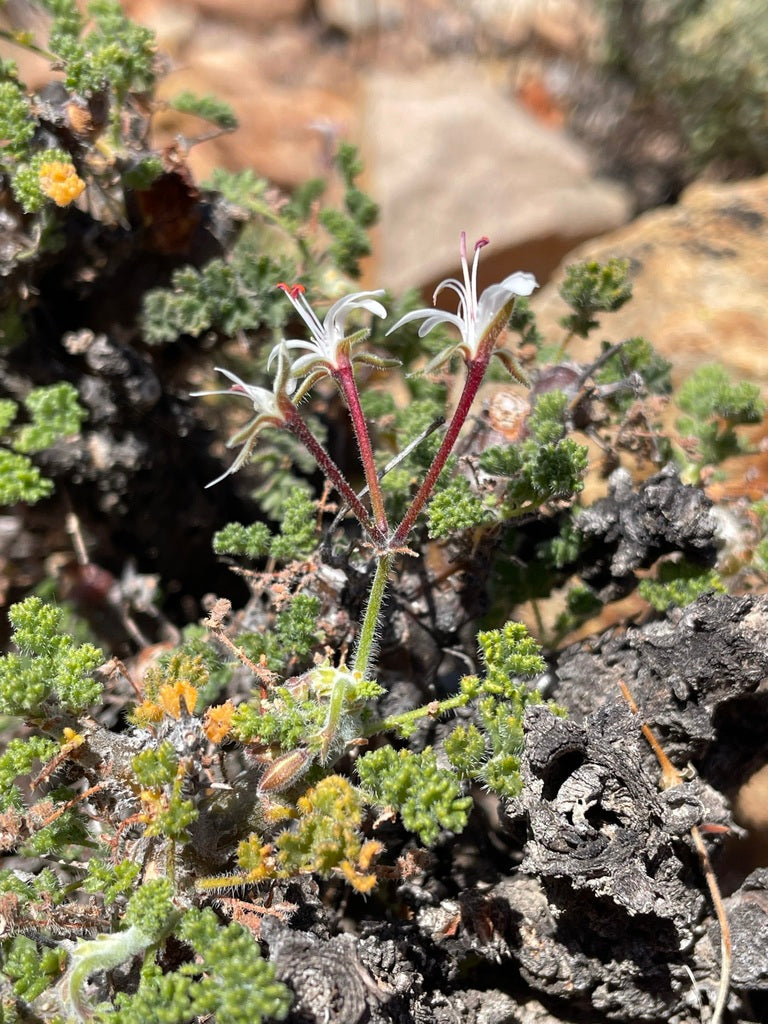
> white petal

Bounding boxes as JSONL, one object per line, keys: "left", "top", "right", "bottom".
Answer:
{"left": 191, "top": 366, "right": 255, "bottom": 399}
{"left": 385, "top": 307, "right": 435, "bottom": 335}
{"left": 417, "top": 312, "right": 463, "bottom": 337}
{"left": 476, "top": 275, "right": 537, "bottom": 324}
{"left": 329, "top": 289, "right": 386, "bottom": 315}
{"left": 326, "top": 290, "right": 387, "bottom": 336}
{"left": 212, "top": 366, "right": 250, "bottom": 387}
{"left": 244, "top": 386, "right": 278, "bottom": 410}
{"left": 190, "top": 388, "right": 236, "bottom": 397}
{"left": 498, "top": 271, "right": 538, "bottom": 297}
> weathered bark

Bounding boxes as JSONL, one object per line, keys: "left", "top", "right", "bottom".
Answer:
{"left": 260, "top": 595, "right": 768, "bottom": 1023}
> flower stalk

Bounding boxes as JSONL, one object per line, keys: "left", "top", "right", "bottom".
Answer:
{"left": 284, "top": 406, "right": 386, "bottom": 547}
{"left": 333, "top": 355, "right": 388, "bottom": 535}
{"left": 197, "top": 231, "right": 536, "bottom": 715}
{"left": 390, "top": 355, "right": 488, "bottom": 547}
{"left": 352, "top": 552, "right": 392, "bottom": 677}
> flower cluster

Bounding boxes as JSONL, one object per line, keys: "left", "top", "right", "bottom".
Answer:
{"left": 387, "top": 232, "right": 537, "bottom": 372}
{"left": 195, "top": 233, "right": 538, "bottom": 525}
{"left": 190, "top": 347, "right": 295, "bottom": 487}
{"left": 270, "top": 281, "right": 392, "bottom": 400}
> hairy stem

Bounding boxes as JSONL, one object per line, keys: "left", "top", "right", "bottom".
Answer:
{"left": 391, "top": 356, "right": 488, "bottom": 547}
{"left": 334, "top": 359, "right": 389, "bottom": 535}
{"left": 362, "top": 692, "right": 468, "bottom": 738}
{"left": 353, "top": 553, "right": 393, "bottom": 677}
{"left": 286, "top": 409, "right": 385, "bottom": 546}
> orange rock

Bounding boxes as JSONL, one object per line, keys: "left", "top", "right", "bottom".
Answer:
{"left": 533, "top": 175, "right": 768, "bottom": 387}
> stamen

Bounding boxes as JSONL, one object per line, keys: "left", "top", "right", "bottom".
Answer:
{"left": 276, "top": 282, "right": 305, "bottom": 300}
{"left": 469, "top": 235, "right": 487, "bottom": 321}
{"left": 296, "top": 291, "right": 324, "bottom": 338}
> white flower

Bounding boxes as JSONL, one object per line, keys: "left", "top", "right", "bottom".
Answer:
{"left": 386, "top": 232, "right": 538, "bottom": 373}
{"left": 191, "top": 348, "right": 293, "bottom": 487}
{"left": 269, "top": 282, "right": 394, "bottom": 398}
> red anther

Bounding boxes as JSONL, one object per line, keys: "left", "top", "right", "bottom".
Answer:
{"left": 229, "top": 384, "right": 247, "bottom": 394}
{"left": 474, "top": 236, "right": 490, "bottom": 250}
{"left": 276, "top": 282, "right": 305, "bottom": 299}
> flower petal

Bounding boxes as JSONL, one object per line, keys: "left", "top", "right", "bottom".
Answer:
{"left": 476, "top": 276, "right": 536, "bottom": 324}
{"left": 386, "top": 308, "right": 461, "bottom": 337}
{"left": 325, "top": 290, "right": 387, "bottom": 341}
{"left": 191, "top": 367, "right": 271, "bottom": 407}
{"left": 499, "top": 271, "right": 538, "bottom": 296}
{"left": 416, "top": 312, "right": 464, "bottom": 337}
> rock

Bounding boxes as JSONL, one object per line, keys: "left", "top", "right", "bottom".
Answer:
{"left": 317, "top": 0, "right": 404, "bottom": 35}
{"left": 531, "top": 174, "right": 768, "bottom": 385}
{"left": 502, "top": 700, "right": 709, "bottom": 1020}
{"left": 467, "top": 0, "right": 601, "bottom": 53}
{"left": 156, "top": 21, "right": 359, "bottom": 187}
{"left": 361, "top": 63, "right": 631, "bottom": 294}
{"left": 129, "top": 0, "right": 310, "bottom": 28}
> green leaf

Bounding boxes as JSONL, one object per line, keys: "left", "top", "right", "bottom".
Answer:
{"left": 427, "top": 475, "right": 491, "bottom": 538}
{"left": 558, "top": 258, "right": 633, "bottom": 338}
{"left": 270, "top": 488, "right": 318, "bottom": 561}
{"left": 477, "top": 621, "right": 546, "bottom": 691}
{"left": 678, "top": 363, "right": 764, "bottom": 424}
{"left": 14, "top": 382, "right": 87, "bottom": 453}
{"left": 357, "top": 746, "right": 471, "bottom": 846}
{"left": 213, "top": 521, "right": 272, "bottom": 559}
{"left": 170, "top": 91, "right": 238, "bottom": 131}
{"left": 638, "top": 560, "right": 726, "bottom": 611}
{"left": 0, "top": 448, "right": 53, "bottom": 504}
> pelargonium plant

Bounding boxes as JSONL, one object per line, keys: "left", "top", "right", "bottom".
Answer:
{"left": 198, "top": 232, "right": 538, "bottom": 681}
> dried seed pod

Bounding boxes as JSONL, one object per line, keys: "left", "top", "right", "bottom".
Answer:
{"left": 257, "top": 747, "right": 313, "bottom": 796}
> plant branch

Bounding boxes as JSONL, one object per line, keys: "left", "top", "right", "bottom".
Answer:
{"left": 334, "top": 358, "right": 388, "bottom": 535}
{"left": 353, "top": 553, "right": 393, "bottom": 677}
{"left": 362, "top": 692, "right": 468, "bottom": 738}
{"left": 391, "top": 356, "right": 488, "bottom": 547}
{"left": 286, "top": 408, "right": 386, "bottom": 547}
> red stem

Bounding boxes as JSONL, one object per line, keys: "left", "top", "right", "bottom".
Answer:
{"left": 286, "top": 408, "right": 385, "bottom": 546}
{"left": 334, "top": 359, "right": 388, "bottom": 535}
{"left": 391, "top": 356, "right": 488, "bottom": 547}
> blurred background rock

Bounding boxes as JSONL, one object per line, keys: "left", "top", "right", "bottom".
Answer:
{"left": 3, "top": 0, "right": 768, "bottom": 382}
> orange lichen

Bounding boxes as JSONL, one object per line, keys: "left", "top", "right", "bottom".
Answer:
{"left": 38, "top": 161, "right": 85, "bottom": 206}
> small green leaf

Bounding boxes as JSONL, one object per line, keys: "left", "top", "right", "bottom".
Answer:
{"left": 170, "top": 90, "right": 238, "bottom": 131}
